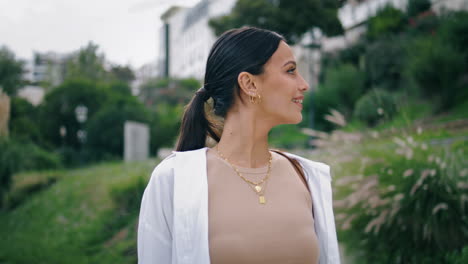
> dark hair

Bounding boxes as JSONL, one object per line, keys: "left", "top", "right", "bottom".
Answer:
{"left": 176, "top": 27, "right": 285, "bottom": 151}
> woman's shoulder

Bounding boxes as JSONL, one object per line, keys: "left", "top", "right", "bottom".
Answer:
{"left": 150, "top": 147, "right": 208, "bottom": 178}
{"left": 281, "top": 151, "right": 331, "bottom": 180}
{"left": 149, "top": 153, "right": 177, "bottom": 181}
{"left": 277, "top": 151, "right": 329, "bottom": 171}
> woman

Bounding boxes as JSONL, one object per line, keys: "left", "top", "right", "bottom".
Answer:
{"left": 138, "top": 27, "right": 340, "bottom": 264}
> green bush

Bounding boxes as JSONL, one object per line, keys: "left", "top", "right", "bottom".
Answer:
{"left": 438, "top": 11, "right": 468, "bottom": 61}
{"left": 367, "top": 5, "right": 406, "bottom": 40}
{"left": 149, "top": 103, "right": 183, "bottom": 155}
{"left": 336, "top": 137, "right": 468, "bottom": 263}
{"left": 407, "top": 0, "right": 431, "bottom": 18}
{"left": 20, "top": 142, "right": 62, "bottom": 171}
{"left": 9, "top": 97, "right": 42, "bottom": 143}
{"left": 110, "top": 176, "right": 147, "bottom": 215}
{"left": 0, "top": 139, "right": 20, "bottom": 207}
{"left": 446, "top": 246, "right": 468, "bottom": 264}
{"left": 39, "top": 79, "right": 108, "bottom": 150}
{"left": 365, "top": 36, "right": 407, "bottom": 90}
{"left": 269, "top": 124, "right": 309, "bottom": 149}
{"left": 313, "top": 64, "right": 366, "bottom": 131}
{"left": 353, "top": 89, "right": 398, "bottom": 127}
{"left": 405, "top": 36, "right": 467, "bottom": 111}
{"left": 85, "top": 95, "right": 150, "bottom": 161}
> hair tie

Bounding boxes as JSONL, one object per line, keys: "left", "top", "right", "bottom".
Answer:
{"left": 196, "top": 86, "right": 210, "bottom": 101}
{"left": 197, "top": 87, "right": 206, "bottom": 94}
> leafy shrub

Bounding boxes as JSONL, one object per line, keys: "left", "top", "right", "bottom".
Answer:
{"left": 367, "top": 5, "right": 406, "bottom": 40}
{"left": 269, "top": 124, "right": 309, "bottom": 149}
{"left": 438, "top": 11, "right": 468, "bottom": 61}
{"left": 353, "top": 89, "right": 398, "bottom": 127}
{"left": 85, "top": 96, "right": 150, "bottom": 161}
{"left": 149, "top": 103, "right": 183, "bottom": 155}
{"left": 445, "top": 246, "right": 468, "bottom": 264}
{"left": 20, "top": 142, "right": 62, "bottom": 171}
{"left": 0, "top": 138, "right": 20, "bottom": 207}
{"left": 9, "top": 97, "right": 42, "bottom": 143}
{"left": 314, "top": 64, "right": 366, "bottom": 131}
{"left": 336, "top": 136, "right": 468, "bottom": 263}
{"left": 407, "top": 0, "right": 431, "bottom": 18}
{"left": 405, "top": 36, "right": 467, "bottom": 111}
{"left": 365, "top": 36, "right": 407, "bottom": 90}
{"left": 0, "top": 139, "right": 62, "bottom": 207}
{"left": 110, "top": 176, "right": 147, "bottom": 215}
{"left": 39, "top": 79, "right": 108, "bottom": 150}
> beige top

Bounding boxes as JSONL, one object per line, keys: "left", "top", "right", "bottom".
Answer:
{"left": 207, "top": 149, "right": 320, "bottom": 264}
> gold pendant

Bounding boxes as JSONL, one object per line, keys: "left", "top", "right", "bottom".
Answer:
{"left": 254, "top": 185, "right": 262, "bottom": 193}
{"left": 259, "top": 196, "right": 266, "bottom": 204}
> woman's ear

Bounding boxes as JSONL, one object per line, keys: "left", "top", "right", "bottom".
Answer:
{"left": 237, "top": 72, "right": 258, "bottom": 97}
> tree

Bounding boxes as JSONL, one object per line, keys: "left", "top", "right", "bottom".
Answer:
{"left": 139, "top": 77, "right": 199, "bottom": 106}
{"left": 367, "top": 5, "right": 407, "bottom": 40}
{"left": 63, "top": 42, "right": 107, "bottom": 81}
{"left": 39, "top": 79, "right": 108, "bottom": 150}
{"left": 9, "top": 97, "right": 42, "bottom": 143}
{"left": 407, "top": 0, "right": 431, "bottom": 18}
{"left": 209, "top": 0, "right": 344, "bottom": 43}
{"left": 110, "top": 65, "right": 135, "bottom": 84}
{"left": 0, "top": 46, "right": 24, "bottom": 96}
{"left": 85, "top": 95, "right": 150, "bottom": 161}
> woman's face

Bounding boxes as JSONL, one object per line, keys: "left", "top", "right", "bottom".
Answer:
{"left": 255, "top": 41, "right": 309, "bottom": 125}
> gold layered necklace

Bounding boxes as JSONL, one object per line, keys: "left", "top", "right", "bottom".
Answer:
{"left": 215, "top": 145, "right": 273, "bottom": 205}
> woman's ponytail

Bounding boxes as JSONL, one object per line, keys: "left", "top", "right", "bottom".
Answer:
{"left": 175, "top": 87, "right": 219, "bottom": 151}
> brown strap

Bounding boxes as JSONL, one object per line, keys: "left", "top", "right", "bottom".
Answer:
{"left": 271, "top": 150, "right": 315, "bottom": 218}
{"left": 271, "top": 149, "right": 310, "bottom": 194}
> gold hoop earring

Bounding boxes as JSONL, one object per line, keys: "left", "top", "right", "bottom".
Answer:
{"left": 249, "top": 94, "right": 256, "bottom": 104}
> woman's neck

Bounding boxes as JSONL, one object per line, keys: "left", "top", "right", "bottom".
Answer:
{"left": 216, "top": 107, "right": 272, "bottom": 168}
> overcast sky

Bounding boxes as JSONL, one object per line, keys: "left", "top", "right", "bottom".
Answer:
{"left": 0, "top": 0, "right": 200, "bottom": 68}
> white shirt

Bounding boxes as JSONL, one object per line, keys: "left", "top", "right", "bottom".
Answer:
{"left": 138, "top": 147, "right": 341, "bottom": 264}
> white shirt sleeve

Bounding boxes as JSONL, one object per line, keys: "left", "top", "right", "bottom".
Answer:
{"left": 138, "top": 157, "right": 175, "bottom": 264}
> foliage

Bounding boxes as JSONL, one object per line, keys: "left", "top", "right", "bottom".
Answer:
{"left": 209, "top": 0, "right": 344, "bottom": 43}
{"left": 63, "top": 42, "right": 108, "bottom": 81}
{"left": 0, "top": 46, "right": 24, "bottom": 96}
{"left": 437, "top": 11, "right": 468, "bottom": 62}
{"left": 139, "top": 77, "right": 199, "bottom": 106}
{"left": 445, "top": 246, "right": 468, "bottom": 264}
{"left": 9, "top": 97, "right": 42, "bottom": 143}
{"left": 406, "top": 0, "right": 431, "bottom": 18}
{"left": 0, "top": 158, "right": 156, "bottom": 263}
{"left": 109, "top": 65, "right": 135, "bottom": 84}
{"left": 149, "top": 103, "right": 183, "bottom": 155}
{"left": 269, "top": 124, "right": 309, "bottom": 149}
{"left": 85, "top": 95, "right": 150, "bottom": 161}
{"left": 110, "top": 176, "right": 147, "bottom": 215}
{"left": 367, "top": 5, "right": 406, "bottom": 40}
{"left": 365, "top": 36, "right": 407, "bottom": 91}
{"left": 405, "top": 36, "right": 467, "bottom": 111}
{"left": 353, "top": 88, "right": 398, "bottom": 127}
{"left": 39, "top": 79, "right": 108, "bottom": 150}
{"left": 335, "top": 136, "right": 468, "bottom": 263}
{"left": 0, "top": 138, "right": 19, "bottom": 207}
{"left": 313, "top": 64, "right": 365, "bottom": 131}
{"left": 0, "top": 138, "right": 61, "bottom": 207}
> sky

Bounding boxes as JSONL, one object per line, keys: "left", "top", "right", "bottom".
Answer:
{"left": 0, "top": 0, "right": 200, "bottom": 68}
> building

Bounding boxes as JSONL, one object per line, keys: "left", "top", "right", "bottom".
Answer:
{"left": 323, "top": 0, "right": 468, "bottom": 52}
{"left": 29, "top": 51, "right": 67, "bottom": 86}
{"left": 158, "top": 0, "right": 237, "bottom": 80}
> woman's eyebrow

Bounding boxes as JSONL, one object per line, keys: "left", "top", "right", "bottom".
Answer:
{"left": 283, "top": 60, "right": 296, "bottom": 67}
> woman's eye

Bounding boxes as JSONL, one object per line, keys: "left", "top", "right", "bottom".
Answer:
{"left": 287, "top": 68, "right": 296, "bottom": 74}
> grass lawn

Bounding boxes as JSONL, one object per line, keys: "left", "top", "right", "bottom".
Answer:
{"left": 0, "top": 159, "right": 158, "bottom": 264}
